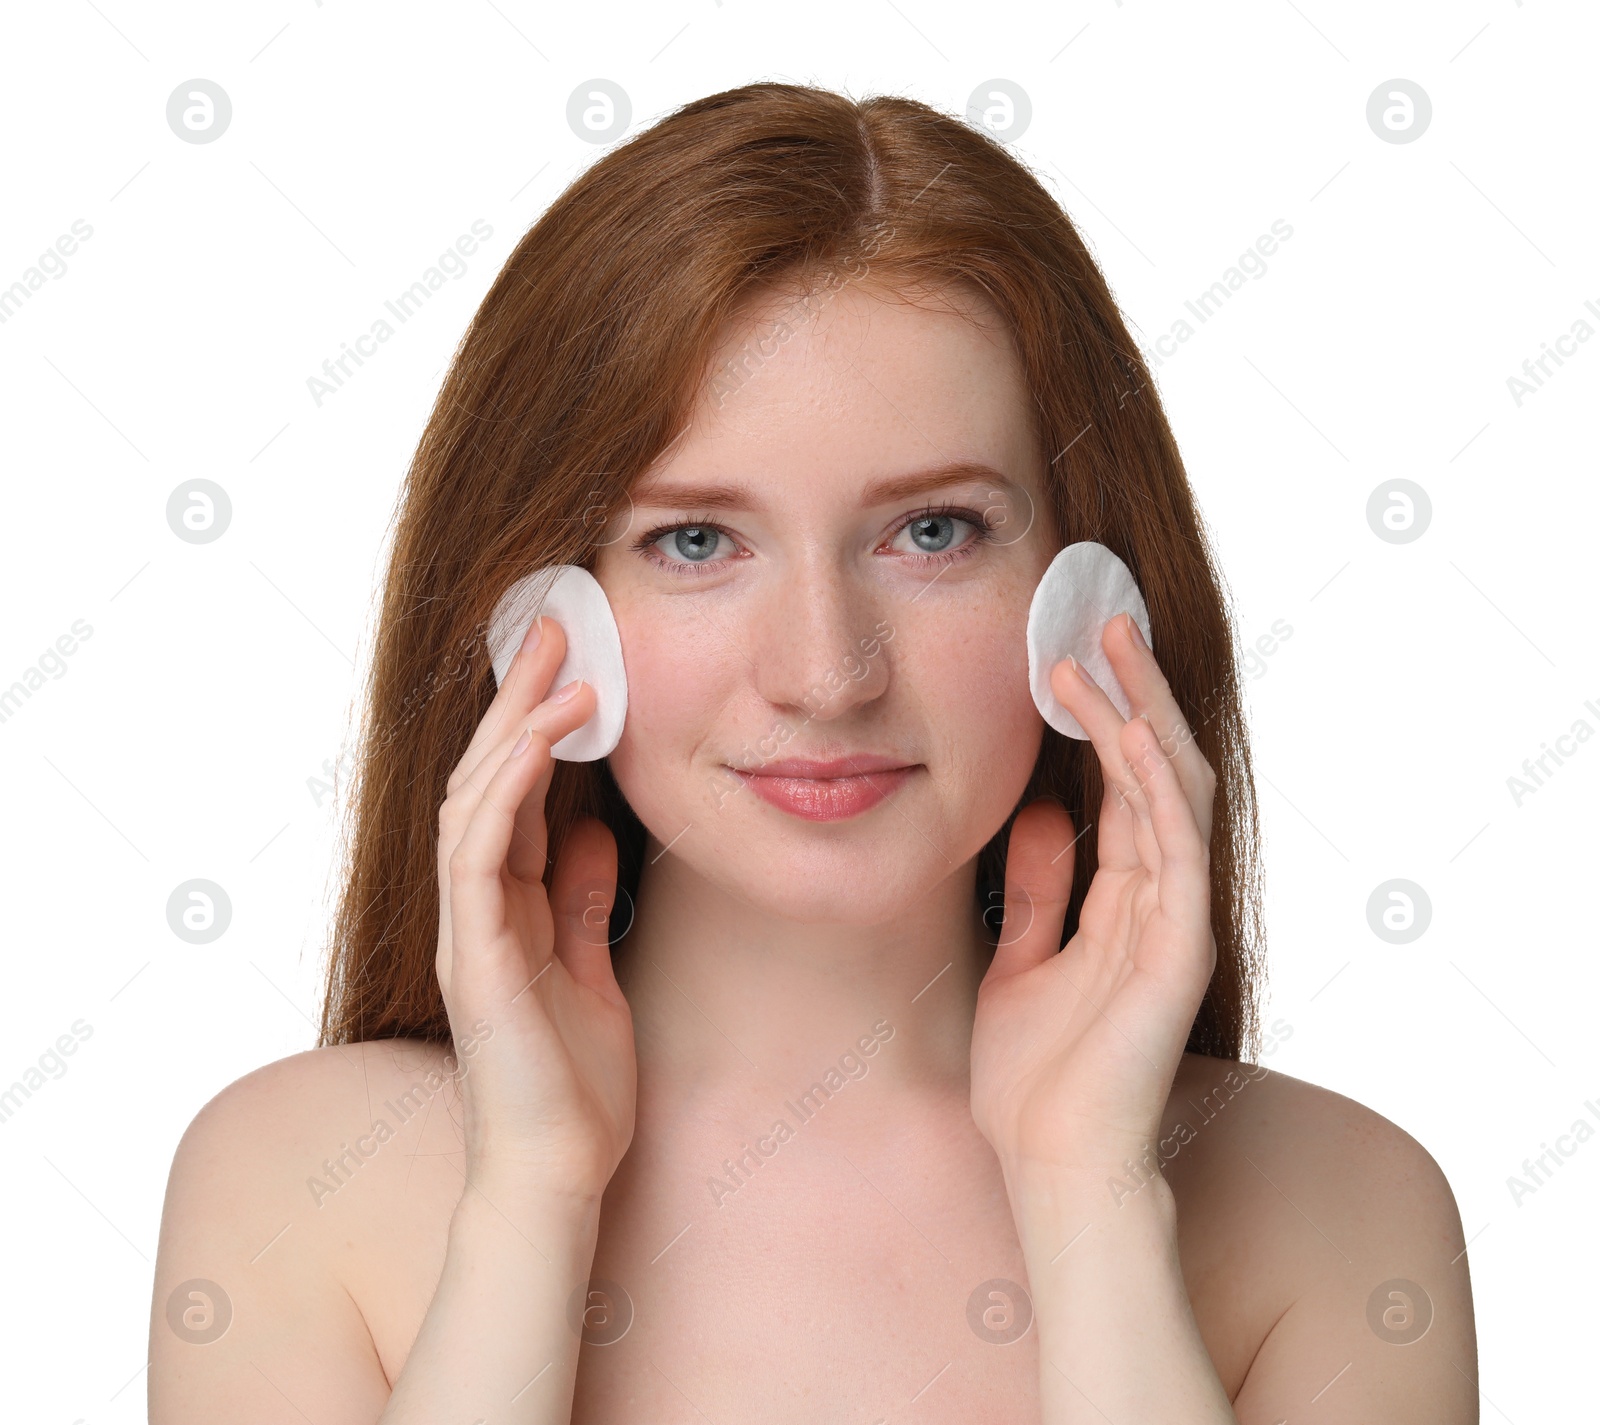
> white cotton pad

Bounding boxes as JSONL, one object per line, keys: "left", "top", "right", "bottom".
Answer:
{"left": 1026, "top": 542, "right": 1152, "bottom": 740}
{"left": 485, "top": 565, "right": 627, "bottom": 761}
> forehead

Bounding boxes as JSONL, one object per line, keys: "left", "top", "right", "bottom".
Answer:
{"left": 635, "top": 278, "right": 1045, "bottom": 510}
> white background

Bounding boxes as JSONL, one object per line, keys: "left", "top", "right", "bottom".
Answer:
{"left": 2, "top": 0, "right": 1594, "bottom": 1419}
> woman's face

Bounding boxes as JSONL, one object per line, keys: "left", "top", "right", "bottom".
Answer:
{"left": 591, "top": 278, "right": 1059, "bottom": 925}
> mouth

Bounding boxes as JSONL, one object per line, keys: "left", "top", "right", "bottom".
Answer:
{"left": 726, "top": 754, "right": 919, "bottom": 823}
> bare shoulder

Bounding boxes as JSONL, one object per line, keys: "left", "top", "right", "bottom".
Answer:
{"left": 1167, "top": 1049, "right": 1459, "bottom": 1188}
{"left": 1164, "top": 1051, "right": 1479, "bottom": 1418}
{"left": 168, "top": 1037, "right": 457, "bottom": 1162}
{"left": 150, "top": 1038, "right": 466, "bottom": 1423}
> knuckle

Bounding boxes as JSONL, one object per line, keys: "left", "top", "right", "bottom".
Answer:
{"left": 446, "top": 843, "right": 483, "bottom": 883}
{"left": 518, "top": 726, "right": 554, "bottom": 768}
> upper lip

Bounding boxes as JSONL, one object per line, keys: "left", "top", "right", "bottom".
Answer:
{"left": 733, "top": 754, "right": 916, "bottom": 778}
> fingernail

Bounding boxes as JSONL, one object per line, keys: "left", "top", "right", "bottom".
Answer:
{"left": 510, "top": 728, "right": 533, "bottom": 758}
{"left": 550, "top": 678, "right": 582, "bottom": 703}
{"left": 1128, "top": 616, "right": 1147, "bottom": 649}
{"left": 523, "top": 617, "right": 544, "bottom": 653}
{"left": 1069, "top": 656, "right": 1097, "bottom": 688}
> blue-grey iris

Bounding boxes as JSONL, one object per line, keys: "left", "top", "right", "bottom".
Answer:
{"left": 908, "top": 515, "right": 955, "bottom": 552}
{"left": 675, "top": 527, "right": 718, "bottom": 560}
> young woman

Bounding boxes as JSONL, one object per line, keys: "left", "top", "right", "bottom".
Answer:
{"left": 149, "top": 83, "right": 1477, "bottom": 1423}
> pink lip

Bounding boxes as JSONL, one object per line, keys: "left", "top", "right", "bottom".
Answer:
{"left": 743, "top": 754, "right": 912, "bottom": 778}
{"left": 728, "top": 756, "right": 918, "bottom": 822}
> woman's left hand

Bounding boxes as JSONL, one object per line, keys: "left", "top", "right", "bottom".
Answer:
{"left": 969, "top": 610, "right": 1220, "bottom": 1183}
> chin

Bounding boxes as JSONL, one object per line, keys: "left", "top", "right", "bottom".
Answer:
{"left": 686, "top": 831, "right": 953, "bottom": 926}
{"left": 673, "top": 776, "right": 985, "bottom": 921}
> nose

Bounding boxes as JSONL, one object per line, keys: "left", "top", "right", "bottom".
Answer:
{"left": 748, "top": 557, "right": 890, "bottom": 722}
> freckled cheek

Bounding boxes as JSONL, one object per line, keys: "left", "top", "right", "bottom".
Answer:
{"left": 897, "top": 608, "right": 1040, "bottom": 773}
{"left": 609, "top": 611, "right": 728, "bottom": 771}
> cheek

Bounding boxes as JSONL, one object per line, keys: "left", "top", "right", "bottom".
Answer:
{"left": 902, "top": 601, "right": 1042, "bottom": 784}
{"left": 603, "top": 598, "right": 739, "bottom": 810}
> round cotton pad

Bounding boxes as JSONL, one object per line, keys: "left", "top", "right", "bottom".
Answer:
{"left": 485, "top": 565, "right": 627, "bottom": 761}
{"left": 1026, "top": 542, "right": 1152, "bottom": 740}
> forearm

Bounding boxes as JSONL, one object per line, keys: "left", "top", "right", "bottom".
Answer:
{"left": 380, "top": 1179, "right": 602, "bottom": 1424}
{"left": 1006, "top": 1162, "right": 1236, "bottom": 1424}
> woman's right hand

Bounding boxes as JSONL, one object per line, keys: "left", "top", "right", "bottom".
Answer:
{"left": 434, "top": 612, "right": 636, "bottom": 1204}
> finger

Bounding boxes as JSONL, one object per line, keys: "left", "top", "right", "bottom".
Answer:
{"left": 444, "top": 726, "right": 556, "bottom": 1008}
{"left": 446, "top": 685, "right": 597, "bottom": 987}
{"left": 439, "top": 614, "right": 565, "bottom": 992}
{"left": 1048, "top": 654, "right": 1150, "bottom": 865}
{"left": 506, "top": 680, "right": 598, "bottom": 883}
{"left": 436, "top": 621, "right": 581, "bottom": 1003}
{"left": 985, "top": 798, "right": 1077, "bottom": 983}
{"left": 548, "top": 815, "right": 627, "bottom": 1005}
{"left": 1100, "top": 613, "right": 1217, "bottom": 844}
{"left": 1123, "top": 714, "right": 1211, "bottom": 931}
{"left": 453, "top": 615, "right": 569, "bottom": 792}
{"left": 446, "top": 675, "right": 595, "bottom": 886}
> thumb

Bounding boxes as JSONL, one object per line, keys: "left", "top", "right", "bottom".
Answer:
{"left": 985, "top": 798, "right": 1077, "bottom": 984}
{"left": 548, "top": 815, "right": 628, "bottom": 1005}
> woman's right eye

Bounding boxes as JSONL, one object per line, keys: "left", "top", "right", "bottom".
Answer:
{"left": 634, "top": 521, "right": 740, "bottom": 574}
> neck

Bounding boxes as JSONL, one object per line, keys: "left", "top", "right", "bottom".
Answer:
{"left": 611, "top": 834, "right": 994, "bottom": 1114}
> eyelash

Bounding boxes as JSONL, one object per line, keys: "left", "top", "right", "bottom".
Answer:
{"left": 628, "top": 501, "right": 996, "bottom": 578}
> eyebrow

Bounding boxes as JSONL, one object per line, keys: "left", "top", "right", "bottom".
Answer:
{"left": 629, "top": 459, "right": 1022, "bottom": 512}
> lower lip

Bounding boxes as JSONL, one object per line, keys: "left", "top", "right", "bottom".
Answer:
{"left": 731, "top": 766, "right": 917, "bottom": 821}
